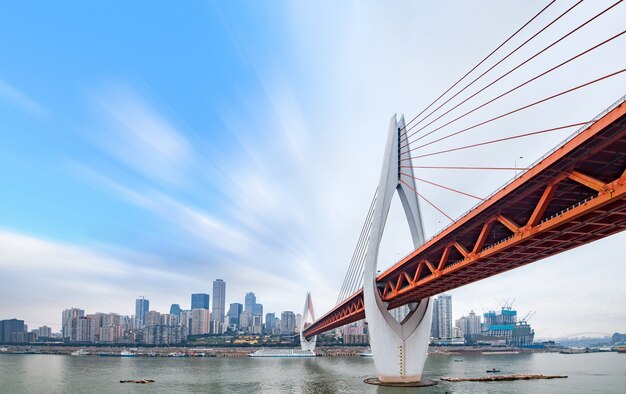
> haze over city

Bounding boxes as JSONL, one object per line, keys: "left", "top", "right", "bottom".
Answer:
{"left": 1, "top": 0, "right": 625, "bottom": 340}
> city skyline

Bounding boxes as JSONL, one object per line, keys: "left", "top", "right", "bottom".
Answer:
{"left": 1, "top": 2, "right": 626, "bottom": 338}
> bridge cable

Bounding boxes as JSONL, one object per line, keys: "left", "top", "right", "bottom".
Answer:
{"left": 340, "top": 216, "right": 374, "bottom": 304}
{"left": 406, "top": 123, "right": 588, "bottom": 161}
{"left": 336, "top": 198, "right": 373, "bottom": 304}
{"left": 399, "top": 179, "right": 454, "bottom": 222}
{"left": 400, "top": 173, "right": 483, "bottom": 200}
{"left": 336, "top": 190, "right": 377, "bottom": 304}
{"left": 399, "top": 67, "right": 626, "bottom": 161}
{"left": 399, "top": 0, "right": 558, "bottom": 137}
{"left": 337, "top": 199, "right": 374, "bottom": 304}
{"left": 401, "top": 19, "right": 626, "bottom": 150}
{"left": 401, "top": 0, "right": 584, "bottom": 141}
{"left": 344, "top": 192, "right": 377, "bottom": 298}
{"left": 343, "top": 210, "right": 376, "bottom": 302}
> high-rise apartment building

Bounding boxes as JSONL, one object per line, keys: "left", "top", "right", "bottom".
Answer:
{"left": 456, "top": 310, "right": 482, "bottom": 338}
{"left": 135, "top": 297, "right": 149, "bottom": 328}
{"left": 212, "top": 279, "right": 226, "bottom": 333}
{"left": 430, "top": 298, "right": 439, "bottom": 338}
{"left": 239, "top": 311, "right": 251, "bottom": 330}
{"left": 436, "top": 294, "right": 452, "bottom": 339}
{"left": 295, "top": 313, "right": 303, "bottom": 333}
{"left": 190, "top": 308, "right": 210, "bottom": 335}
{"left": 180, "top": 310, "right": 192, "bottom": 337}
{"left": 62, "top": 308, "right": 84, "bottom": 340}
{"left": 280, "top": 311, "right": 296, "bottom": 335}
{"left": 36, "top": 325, "right": 52, "bottom": 338}
{"left": 191, "top": 293, "right": 210, "bottom": 310}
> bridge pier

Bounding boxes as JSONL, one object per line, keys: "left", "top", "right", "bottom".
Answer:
{"left": 363, "top": 114, "right": 433, "bottom": 384}
{"left": 300, "top": 292, "right": 317, "bottom": 352}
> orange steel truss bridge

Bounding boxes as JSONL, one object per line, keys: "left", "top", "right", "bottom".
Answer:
{"left": 303, "top": 1, "right": 626, "bottom": 344}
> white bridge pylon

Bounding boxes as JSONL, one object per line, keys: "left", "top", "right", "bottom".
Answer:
{"left": 363, "top": 114, "right": 433, "bottom": 383}
{"left": 300, "top": 291, "right": 317, "bottom": 352}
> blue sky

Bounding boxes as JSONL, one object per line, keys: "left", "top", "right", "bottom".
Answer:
{"left": 1, "top": 1, "right": 625, "bottom": 338}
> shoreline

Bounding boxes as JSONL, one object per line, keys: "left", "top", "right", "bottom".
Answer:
{"left": 0, "top": 344, "right": 580, "bottom": 358}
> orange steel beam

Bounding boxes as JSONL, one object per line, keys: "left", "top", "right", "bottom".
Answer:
{"left": 304, "top": 98, "right": 626, "bottom": 338}
{"left": 472, "top": 221, "right": 494, "bottom": 253}
{"left": 424, "top": 259, "right": 436, "bottom": 274}
{"left": 497, "top": 215, "right": 521, "bottom": 233}
{"left": 527, "top": 183, "right": 558, "bottom": 227}
{"left": 437, "top": 245, "right": 452, "bottom": 270}
{"left": 568, "top": 170, "right": 607, "bottom": 192}
{"left": 453, "top": 241, "right": 470, "bottom": 258}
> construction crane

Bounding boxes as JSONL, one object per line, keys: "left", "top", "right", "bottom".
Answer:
{"left": 521, "top": 311, "right": 535, "bottom": 322}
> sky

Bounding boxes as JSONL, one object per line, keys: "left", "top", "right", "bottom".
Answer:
{"left": 0, "top": 1, "right": 625, "bottom": 339}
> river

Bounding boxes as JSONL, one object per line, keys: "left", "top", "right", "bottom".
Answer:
{"left": 1, "top": 351, "right": 624, "bottom": 393}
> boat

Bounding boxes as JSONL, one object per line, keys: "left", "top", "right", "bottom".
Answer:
{"left": 119, "top": 350, "right": 136, "bottom": 357}
{"left": 486, "top": 368, "right": 501, "bottom": 373}
{"left": 248, "top": 348, "right": 316, "bottom": 358}
{"left": 71, "top": 349, "right": 89, "bottom": 356}
{"left": 482, "top": 351, "right": 519, "bottom": 355}
{"left": 359, "top": 348, "right": 373, "bottom": 357}
{"left": 559, "top": 347, "right": 587, "bottom": 354}
{"left": 617, "top": 346, "right": 626, "bottom": 353}
{"left": 100, "top": 350, "right": 136, "bottom": 357}
{"left": 454, "top": 359, "right": 464, "bottom": 362}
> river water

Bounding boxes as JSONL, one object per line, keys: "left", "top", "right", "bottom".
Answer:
{"left": 1, "top": 352, "right": 624, "bottom": 393}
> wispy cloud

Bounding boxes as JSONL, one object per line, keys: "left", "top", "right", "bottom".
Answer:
{"left": 68, "top": 163, "right": 251, "bottom": 256}
{"left": 89, "top": 83, "right": 193, "bottom": 185}
{"left": 0, "top": 79, "right": 48, "bottom": 117}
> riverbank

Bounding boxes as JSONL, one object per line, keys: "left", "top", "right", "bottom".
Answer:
{"left": 0, "top": 345, "right": 370, "bottom": 357}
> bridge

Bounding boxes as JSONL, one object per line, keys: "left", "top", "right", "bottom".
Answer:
{"left": 304, "top": 97, "right": 626, "bottom": 338}
{"left": 297, "top": 1, "right": 626, "bottom": 386}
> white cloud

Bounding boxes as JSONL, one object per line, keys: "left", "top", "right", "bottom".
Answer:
{"left": 0, "top": 230, "right": 202, "bottom": 328}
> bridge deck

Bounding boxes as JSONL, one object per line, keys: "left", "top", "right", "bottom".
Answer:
{"left": 305, "top": 97, "right": 626, "bottom": 338}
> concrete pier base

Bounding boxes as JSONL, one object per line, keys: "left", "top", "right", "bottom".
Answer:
{"left": 364, "top": 377, "right": 437, "bottom": 387}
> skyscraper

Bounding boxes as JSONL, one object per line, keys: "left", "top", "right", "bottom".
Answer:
{"left": 265, "top": 312, "right": 276, "bottom": 333}
{"left": 191, "top": 293, "right": 210, "bottom": 310}
{"left": 170, "top": 304, "right": 182, "bottom": 318}
{"left": 253, "top": 303, "right": 263, "bottom": 318}
{"left": 212, "top": 279, "right": 226, "bottom": 332}
{"left": 244, "top": 292, "right": 256, "bottom": 313}
{"left": 135, "top": 297, "right": 149, "bottom": 328}
{"left": 227, "top": 303, "right": 243, "bottom": 327}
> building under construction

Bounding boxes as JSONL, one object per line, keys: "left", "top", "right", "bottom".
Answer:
{"left": 481, "top": 306, "right": 535, "bottom": 347}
